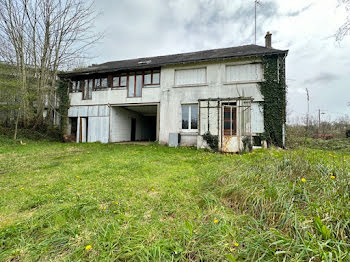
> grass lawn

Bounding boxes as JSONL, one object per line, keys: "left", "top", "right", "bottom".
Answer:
{"left": 0, "top": 136, "right": 349, "bottom": 261}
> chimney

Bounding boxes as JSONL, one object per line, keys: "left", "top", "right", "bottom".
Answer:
{"left": 265, "top": 32, "right": 272, "bottom": 48}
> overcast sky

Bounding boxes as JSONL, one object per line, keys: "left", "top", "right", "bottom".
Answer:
{"left": 87, "top": 0, "right": 350, "bottom": 123}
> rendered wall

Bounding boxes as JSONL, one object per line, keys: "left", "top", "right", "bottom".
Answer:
{"left": 158, "top": 58, "right": 265, "bottom": 146}
{"left": 67, "top": 57, "right": 268, "bottom": 146}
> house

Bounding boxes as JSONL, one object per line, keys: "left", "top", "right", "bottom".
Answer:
{"left": 59, "top": 33, "right": 288, "bottom": 152}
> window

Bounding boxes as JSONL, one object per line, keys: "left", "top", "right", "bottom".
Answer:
{"left": 113, "top": 74, "right": 127, "bottom": 88}
{"left": 94, "top": 78, "right": 108, "bottom": 90}
{"left": 136, "top": 74, "right": 142, "bottom": 97}
{"left": 95, "top": 79, "right": 101, "bottom": 89}
{"left": 128, "top": 73, "right": 143, "bottom": 97}
{"left": 71, "top": 81, "right": 81, "bottom": 92}
{"left": 175, "top": 68, "right": 206, "bottom": 86}
{"left": 128, "top": 73, "right": 135, "bottom": 97}
{"left": 153, "top": 70, "right": 160, "bottom": 84}
{"left": 223, "top": 106, "right": 237, "bottom": 136}
{"left": 225, "top": 64, "right": 262, "bottom": 82}
{"left": 182, "top": 104, "right": 198, "bottom": 130}
{"left": 144, "top": 70, "right": 160, "bottom": 86}
{"left": 101, "top": 78, "right": 108, "bottom": 88}
{"left": 144, "top": 71, "right": 151, "bottom": 85}
{"left": 120, "top": 75, "right": 127, "bottom": 86}
{"left": 113, "top": 76, "right": 120, "bottom": 87}
{"left": 82, "top": 79, "right": 92, "bottom": 100}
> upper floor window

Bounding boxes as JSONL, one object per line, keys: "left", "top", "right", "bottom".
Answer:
{"left": 175, "top": 68, "right": 206, "bottom": 86}
{"left": 128, "top": 73, "right": 142, "bottom": 97}
{"left": 101, "top": 78, "right": 108, "bottom": 88}
{"left": 95, "top": 78, "right": 108, "bottom": 90}
{"left": 225, "top": 63, "right": 263, "bottom": 83}
{"left": 113, "top": 74, "right": 127, "bottom": 88}
{"left": 82, "top": 79, "right": 92, "bottom": 100}
{"left": 182, "top": 104, "right": 198, "bottom": 130}
{"left": 71, "top": 80, "right": 82, "bottom": 92}
{"left": 69, "top": 69, "right": 161, "bottom": 98}
{"left": 144, "top": 70, "right": 160, "bottom": 86}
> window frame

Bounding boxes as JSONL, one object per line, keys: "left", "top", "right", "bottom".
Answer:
{"left": 100, "top": 78, "right": 108, "bottom": 89}
{"left": 224, "top": 63, "right": 263, "bottom": 84}
{"left": 112, "top": 73, "right": 127, "bottom": 88}
{"left": 181, "top": 104, "right": 198, "bottom": 131}
{"left": 174, "top": 67, "right": 207, "bottom": 87}
{"left": 143, "top": 69, "right": 160, "bottom": 86}
{"left": 223, "top": 106, "right": 237, "bottom": 136}
{"left": 70, "top": 80, "right": 82, "bottom": 93}
{"left": 82, "top": 79, "right": 93, "bottom": 100}
{"left": 127, "top": 72, "right": 143, "bottom": 98}
{"left": 94, "top": 78, "right": 101, "bottom": 90}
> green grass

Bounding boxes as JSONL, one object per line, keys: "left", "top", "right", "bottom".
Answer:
{"left": 0, "top": 135, "right": 349, "bottom": 261}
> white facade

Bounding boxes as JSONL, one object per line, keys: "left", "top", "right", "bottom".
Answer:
{"left": 67, "top": 57, "right": 271, "bottom": 152}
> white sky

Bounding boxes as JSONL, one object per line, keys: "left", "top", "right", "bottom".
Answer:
{"left": 86, "top": 0, "right": 350, "bottom": 123}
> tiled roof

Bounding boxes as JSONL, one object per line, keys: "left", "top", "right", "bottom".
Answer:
{"left": 59, "top": 44, "right": 288, "bottom": 77}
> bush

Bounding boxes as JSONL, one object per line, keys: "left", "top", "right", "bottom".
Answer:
{"left": 202, "top": 132, "right": 218, "bottom": 151}
{"left": 0, "top": 126, "right": 61, "bottom": 141}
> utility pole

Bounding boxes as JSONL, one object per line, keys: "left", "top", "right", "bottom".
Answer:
{"left": 255, "top": 0, "right": 260, "bottom": 44}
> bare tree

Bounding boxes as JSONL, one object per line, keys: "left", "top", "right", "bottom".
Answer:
{"left": 0, "top": 0, "right": 101, "bottom": 134}
{"left": 336, "top": 0, "right": 350, "bottom": 41}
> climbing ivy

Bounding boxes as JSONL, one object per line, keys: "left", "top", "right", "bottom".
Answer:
{"left": 57, "top": 79, "right": 69, "bottom": 141}
{"left": 259, "top": 55, "right": 286, "bottom": 148}
{"left": 203, "top": 131, "right": 219, "bottom": 151}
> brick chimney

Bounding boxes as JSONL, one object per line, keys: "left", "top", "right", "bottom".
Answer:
{"left": 265, "top": 32, "right": 272, "bottom": 48}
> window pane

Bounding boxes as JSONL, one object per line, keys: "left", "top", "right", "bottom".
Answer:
{"left": 120, "top": 76, "right": 127, "bottom": 86}
{"left": 182, "top": 105, "right": 189, "bottom": 129}
{"left": 144, "top": 72, "right": 151, "bottom": 85}
{"left": 128, "top": 74, "right": 135, "bottom": 97}
{"left": 136, "top": 74, "right": 142, "bottom": 97}
{"left": 83, "top": 80, "right": 88, "bottom": 99}
{"left": 190, "top": 105, "right": 198, "bottom": 129}
{"left": 101, "top": 78, "right": 108, "bottom": 88}
{"left": 224, "top": 121, "right": 231, "bottom": 130}
{"left": 153, "top": 72, "right": 160, "bottom": 84}
{"left": 113, "top": 76, "right": 119, "bottom": 87}
{"left": 232, "top": 108, "right": 237, "bottom": 135}
{"left": 224, "top": 109, "right": 231, "bottom": 120}
{"left": 88, "top": 80, "right": 92, "bottom": 99}
{"left": 95, "top": 79, "right": 100, "bottom": 89}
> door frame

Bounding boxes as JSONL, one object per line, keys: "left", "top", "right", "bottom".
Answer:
{"left": 79, "top": 117, "right": 88, "bottom": 143}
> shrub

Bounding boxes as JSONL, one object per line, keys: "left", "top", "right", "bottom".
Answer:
{"left": 202, "top": 132, "right": 218, "bottom": 151}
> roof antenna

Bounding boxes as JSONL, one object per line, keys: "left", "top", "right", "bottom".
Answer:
{"left": 254, "top": 0, "right": 261, "bottom": 45}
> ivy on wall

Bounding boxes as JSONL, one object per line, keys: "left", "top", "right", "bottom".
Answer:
{"left": 57, "top": 80, "right": 69, "bottom": 140}
{"left": 203, "top": 131, "right": 219, "bottom": 151}
{"left": 259, "top": 55, "right": 286, "bottom": 148}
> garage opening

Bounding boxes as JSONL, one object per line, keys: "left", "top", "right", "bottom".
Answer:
{"left": 110, "top": 104, "right": 158, "bottom": 142}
